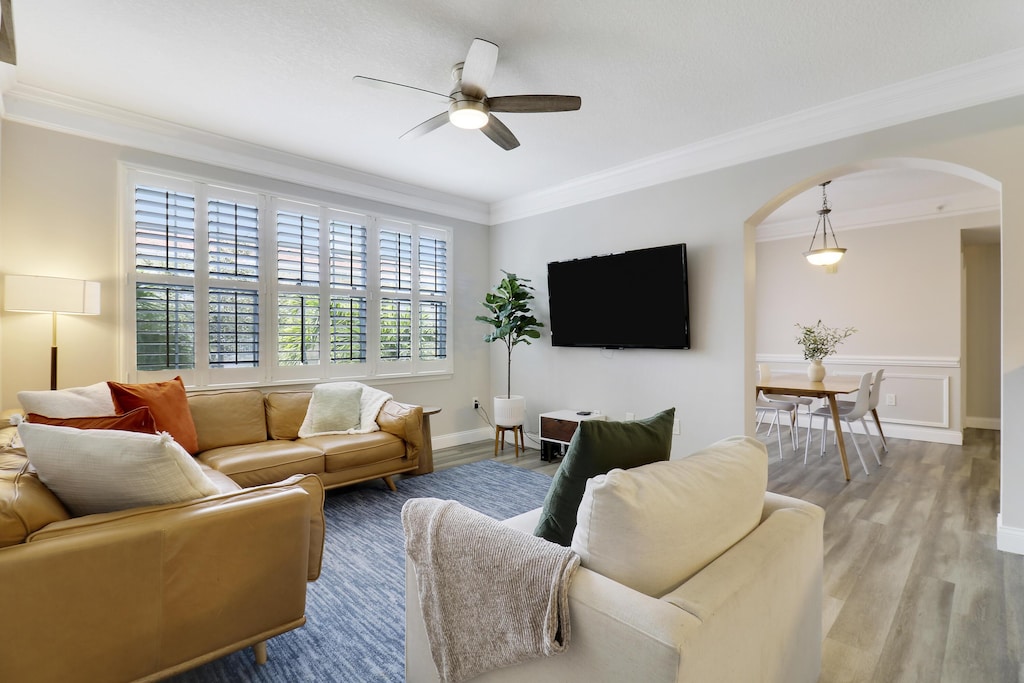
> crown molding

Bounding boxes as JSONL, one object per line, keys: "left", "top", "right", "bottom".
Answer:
{"left": 755, "top": 188, "right": 1000, "bottom": 242}
{"left": 1, "top": 85, "right": 491, "bottom": 225}
{"left": 490, "top": 48, "right": 1024, "bottom": 225}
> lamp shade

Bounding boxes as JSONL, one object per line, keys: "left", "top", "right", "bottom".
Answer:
{"left": 4, "top": 275, "right": 101, "bottom": 315}
{"left": 804, "top": 247, "right": 846, "bottom": 266}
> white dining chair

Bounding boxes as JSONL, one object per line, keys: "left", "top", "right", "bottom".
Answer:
{"left": 836, "top": 368, "right": 888, "bottom": 453}
{"left": 805, "top": 372, "right": 881, "bottom": 475}
{"left": 756, "top": 391, "right": 799, "bottom": 458}
{"left": 759, "top": 364, "right": 815, "bottom": 444}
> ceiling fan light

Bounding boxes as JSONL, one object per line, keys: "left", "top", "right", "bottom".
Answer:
{"left": 804, "top": 248, "right": 846, "bottom": 266}
{"left": 449, "top": 101, "right": 489, "bottom": 129}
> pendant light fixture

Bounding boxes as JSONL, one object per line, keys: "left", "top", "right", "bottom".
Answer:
{"left": 803, "top": 181, "right": 846, "bottom": 266}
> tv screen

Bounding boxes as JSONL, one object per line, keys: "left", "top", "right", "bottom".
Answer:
{"left": 547, "top": 243, "right": 690, "bottom": 349}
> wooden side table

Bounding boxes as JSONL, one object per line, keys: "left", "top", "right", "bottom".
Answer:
{"left": 413, "top": 406, "right": 441, "bottom": 475}
{"left": 539, "top": 410, "right": 607, "bottom": 461}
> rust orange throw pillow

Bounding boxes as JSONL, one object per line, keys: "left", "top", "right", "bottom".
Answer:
{"left": 27, "top": 406, "right": 158, "bottom": 434}
{"left": 108, "top": 377, "right": 199, "bottom": 454}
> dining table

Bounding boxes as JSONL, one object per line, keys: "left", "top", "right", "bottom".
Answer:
{"left": 755, "top": 374, "right": 864, "bottom": 481}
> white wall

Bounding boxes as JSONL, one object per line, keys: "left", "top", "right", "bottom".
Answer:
{"left": 0, "top": 122, "right": 495, "bottom": 441}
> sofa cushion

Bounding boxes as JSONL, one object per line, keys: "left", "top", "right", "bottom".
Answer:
{"left": 534, "top": 408, "right": 674, "bottom": 546}
{"left": 108, "top": 376, "right": 200, "bottom": 454}
{"left": 297, "top": 382, "right": 363, "bottom": 436}
{"left": 198, "top": 440, "right": 325, "bottom": 488}
{"left": 306, "top": 431, "right": 407, "bottom": 471}
{"left": 18, "top": 381, "right": 116, "bottom": 418}
{"left": 264, "top": 391, "right": 312, "bottom": 440}
{"left": 570, "top": 435, "right": 768, "bottom": 597}
{"left": 0, "top": 453, "right": 70, "bottom": 548}
{"left": 188, "top": 389, "right": 268, "bottom": 452}
{"left": 18, "top": 422, "right": 220, "bottom": 517}
{"left": 26, "top": 406, "right": 157, "bottom": 434}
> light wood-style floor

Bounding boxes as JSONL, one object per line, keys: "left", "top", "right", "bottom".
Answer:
{"left": 432, "top": 426, "right": 1023, "bottom": 683}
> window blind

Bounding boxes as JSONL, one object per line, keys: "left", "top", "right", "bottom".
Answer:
{"left": 277, "top": 210, "right": 320, "bottom": 286}
{"left": 208, "top": 199, "right": 259, "bottom": 281}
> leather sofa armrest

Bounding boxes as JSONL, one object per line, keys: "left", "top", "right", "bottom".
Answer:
{"left": 378, "top": 400, "right": 423, "bottom": 461}
{"left": 0, "top": 485, "right": 314, "bottom": 683}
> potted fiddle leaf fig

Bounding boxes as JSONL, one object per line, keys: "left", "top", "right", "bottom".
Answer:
{"left": 476, "top": 271, "right": 543, "bottom": 426}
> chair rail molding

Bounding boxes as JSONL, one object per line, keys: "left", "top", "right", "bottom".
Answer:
{"left": 756, "top": 354, "right": 960, "bottom": 368}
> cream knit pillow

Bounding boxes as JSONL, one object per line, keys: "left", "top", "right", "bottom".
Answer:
{"left": 17, "top": 381, "right": 116, "bottom": 418}
{"left": 18, "top": 422, "right": 220, "bottom": 517}
{"left": 570, "top": 435, "right": 768, "bottom": 597}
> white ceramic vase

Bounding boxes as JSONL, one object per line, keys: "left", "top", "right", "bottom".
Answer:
{"left": 807, "top": 359, "right": 826, "bottom": 382}
{"left": 493, "top": 395, "right": 526, "bottom": 427}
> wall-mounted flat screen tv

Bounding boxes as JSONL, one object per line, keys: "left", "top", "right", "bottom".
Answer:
{"left": 547, "top": 243, "right": 690, "bottom": 349}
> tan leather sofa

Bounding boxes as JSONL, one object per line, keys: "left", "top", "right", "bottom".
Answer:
{"left": 0, "top": 441, "right": 326, "bottom": 683}
{"left": 187, "top": 388, "right": 427, "bottom": 489}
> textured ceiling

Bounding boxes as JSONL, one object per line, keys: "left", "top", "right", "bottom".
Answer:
{"left": 8, "top": 0, "right": 1024, "bottom": 209}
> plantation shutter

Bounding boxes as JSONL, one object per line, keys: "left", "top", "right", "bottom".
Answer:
{"left": 418, "top": 230, "right": 448, "bottom": 361}
{"left": 133, "top": 185, "right": 197, "bottom": 371}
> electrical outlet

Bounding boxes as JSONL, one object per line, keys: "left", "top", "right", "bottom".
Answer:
{"left": 886, "top": 393, "right": 897, "bottom": 407}
{"left": 625, "top": 412, "right": 635, "bottom": 421}
{"left": 673, "top": 419, "right": 681, "bottom": 435}
{"left": 472, "top": 397, "right": 480, "bottom": 410}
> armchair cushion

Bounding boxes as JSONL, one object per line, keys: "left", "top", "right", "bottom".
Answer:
{"left": 534, "top": 408, "right": 674, "bottom": 546}
{"left": 571, "top": 435, "right": 768, "bottom": 596}
{"left": 18, "top": 422, "right": 220, "bottom": 516}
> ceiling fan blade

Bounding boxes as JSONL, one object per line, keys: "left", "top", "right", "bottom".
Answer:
{"left": 487, "top": 95, "right": 582, "bottom": 113}
{"left": 399, "top": 112, "right": 450, "bottom": 141}
{"left": 481, "top": 115, "right": 520, "bottom": 151}
{"left": 352, "top": 75, "right": 452, "bottom": 104}
{"left": 460, "top": 38, "right": 498, "bottom": 98}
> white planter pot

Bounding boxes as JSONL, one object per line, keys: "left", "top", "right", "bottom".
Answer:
{"left": 494, "top": 395, "right": 526, "bottom": 427}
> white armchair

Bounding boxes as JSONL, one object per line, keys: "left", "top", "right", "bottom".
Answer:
{"left": 406, "top": 437, "right": 825, "bottom": 683}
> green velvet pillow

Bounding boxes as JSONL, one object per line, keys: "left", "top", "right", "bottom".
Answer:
{"left": 534, "top": 407, "right": 675, "bottom": 546}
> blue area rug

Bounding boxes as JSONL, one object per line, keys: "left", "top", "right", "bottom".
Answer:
{"left": 170, "top": 459, "right": 553, "bottom": 682}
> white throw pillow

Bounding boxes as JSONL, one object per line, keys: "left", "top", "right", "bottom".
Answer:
{"left": 18, "top": 381, "right": 116, "bottom": 418}
{"left": 18, "top": 422, "right": 220, "bottom": 517}
{"left": 571, "top": 435, "right": 768, "bottom": 597}
{"left": 297, "top": 382, "right": 393, "bottom": 438}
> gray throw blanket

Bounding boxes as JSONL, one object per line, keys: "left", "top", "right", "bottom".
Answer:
{"left": 402, "top": 498, "right": 580, "bottom": 683}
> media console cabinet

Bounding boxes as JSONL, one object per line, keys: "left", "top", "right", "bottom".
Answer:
{"left": 538, "top": 409, "right": 607, "bottom": 461}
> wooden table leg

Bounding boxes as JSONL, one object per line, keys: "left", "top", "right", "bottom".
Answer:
{"left": 828, "top": 395, "right": 852, "bottom": 481}
{"left": 871, "top": 408, "right": 889, "bottom": 451}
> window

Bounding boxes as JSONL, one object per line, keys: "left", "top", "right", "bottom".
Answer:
{"left": 125, "top": 169, "right": 452, "bottom": 387}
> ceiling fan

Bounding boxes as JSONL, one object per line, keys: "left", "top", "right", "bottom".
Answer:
{"left": 353, "top": 38, "right": 581, "bottom": 151}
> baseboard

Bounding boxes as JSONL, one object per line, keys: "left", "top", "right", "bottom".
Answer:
{"left": 965, "top": 416, "right": 1001, "bottom": 430}
{"left": 431, "top": 427, "right": 493, "bottom": 451}
{"left": 997, "top": 514, "right": 1024, "bottom": 555}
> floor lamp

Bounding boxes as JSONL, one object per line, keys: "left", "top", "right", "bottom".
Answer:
{"left": 4, "top": 275, "right": 101, "bottom": 390}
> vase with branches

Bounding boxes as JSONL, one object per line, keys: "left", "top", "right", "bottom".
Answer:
{"left": 795, "top": 320, "right": 856, "bottom": 380}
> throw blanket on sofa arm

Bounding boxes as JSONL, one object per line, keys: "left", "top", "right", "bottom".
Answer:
{"left": 402, "top": 498, "right": 580, "bottom": 683}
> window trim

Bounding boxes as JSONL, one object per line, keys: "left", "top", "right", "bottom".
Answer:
{"left": 121, "top": 165, "right": 453, "bottom": 389}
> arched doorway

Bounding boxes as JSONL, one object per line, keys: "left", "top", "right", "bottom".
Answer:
{"left": 745, "top": 158, "right": 1001, "bottom": 450}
